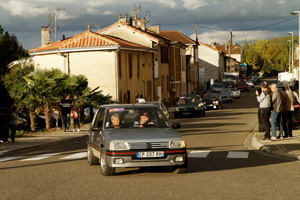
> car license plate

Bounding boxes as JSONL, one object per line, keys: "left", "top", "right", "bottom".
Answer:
{"left": 137, "top": 151, "right": 164, "bottom": 158}
{"left": 182, "top": 112, "right": 191, "bottom": 115}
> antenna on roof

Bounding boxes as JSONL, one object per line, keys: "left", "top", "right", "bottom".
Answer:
{"left": 95, "top": 23, "right": 102, "bottom": 31}
{"left": 146, "top": 11, "right": 152, "bottom": 27}
{"left": 131, "top": 4, "right": 141, "bottom": 17}
{"left": 54, "top": 8, "right": 66, "bottom": 41}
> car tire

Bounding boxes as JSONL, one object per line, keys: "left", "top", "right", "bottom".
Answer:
{"left": 100, "top": 148, "right": 115, "bottom": 176}
{"left": 87, "top": 144, "right": 98, "bottom": 165}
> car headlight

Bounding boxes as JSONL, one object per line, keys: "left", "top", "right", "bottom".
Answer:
{"left": 114, "top": 142, "right": 129, "bottom": 150}
{"left": 194, "top": 107, "right": 198, "bottom": 110}
{"left": 169, "top": 140, "right": 186, "bottom": 149}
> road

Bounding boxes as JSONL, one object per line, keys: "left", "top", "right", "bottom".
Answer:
{"left": 1, "top": 87, "right": 300, "bottom": 200}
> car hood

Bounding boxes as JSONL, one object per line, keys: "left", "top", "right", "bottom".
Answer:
{"left": 105, "top": 128, "right": 182, "bottom": 142}
{"left": 175, "top": 103, "right": 198, "bottom": 107}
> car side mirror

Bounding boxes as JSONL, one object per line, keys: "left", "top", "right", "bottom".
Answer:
{"left": 172, "top": 123, "right": 181, "bottom": 129}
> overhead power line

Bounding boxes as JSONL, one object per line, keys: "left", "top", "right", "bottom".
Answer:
{"left": 199, "top": 16, "right": 298, "bottom": 31}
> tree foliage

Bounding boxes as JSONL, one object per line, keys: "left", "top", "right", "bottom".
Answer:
{"left": 242, "top": 36, "right": 298, "bottom": 73}
{"left": 4, "top": 65, "right": 113, "bottom": 131}
{"left": 0, "top": 25, "right": 29, "bottom": 76}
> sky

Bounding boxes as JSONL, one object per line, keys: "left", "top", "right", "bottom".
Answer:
{"left": 0, "top": 0, "right": 299, "bottom": 50}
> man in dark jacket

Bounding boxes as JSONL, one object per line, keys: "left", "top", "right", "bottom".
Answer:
{"left": 60, "top": 93, "right": 73, "bottom": 132}
{"left": 270, "top": 83, "right": 284, "bottom": 140}
{"left": 0, "top": 80, "right": 14, "bottom": 143}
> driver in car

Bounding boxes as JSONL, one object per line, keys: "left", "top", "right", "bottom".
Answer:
{"left": 138, "top": 111, "right": 155, "bottom": 127}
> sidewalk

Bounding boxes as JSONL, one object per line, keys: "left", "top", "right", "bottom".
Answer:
{"left": 249, "top": 127, "right": 300, "bottom": 160}
{"left": 0, "top": 125, "right": 89, "bottom": 158}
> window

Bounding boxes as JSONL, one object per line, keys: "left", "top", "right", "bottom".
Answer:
{"left": 129, "top": 54, "right": 132, "bottom": 79}
{"left": 95, "top": 108, "right": 105, "bottom": 128}
{"left": 147, "top": 81, "right": 152, "bottom": 100}
{"left": 161, "top": 46, "right": 168, "bottom": 63}
{"left": 162, "top": 75, "right": 165, "bottom": 93}
{"left": 118, "top": 52, "right": 122, "bottom": 78}
{"left": 137, "top": 55, "right": 140, "bottom": 78}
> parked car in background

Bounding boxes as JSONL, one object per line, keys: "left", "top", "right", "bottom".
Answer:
{"left": 137, "top": 101, "right": 169, "bottom": 120}
{"left": 203, "top": 93, "right": 223, "bottom": 109}
{"left": 221, "top": 81, "right": 230, "bottom": 88}
{"left": 231, "top": 88, "right": 241, "bottom": 98}
{"left": 219, "top": 89, "right": 234, "bottom": 103}
{"left": 227, "top": 81, "right": 236, "bottom": 88}
{"left": 87, "top": 104, "right": 187, "bottom": 176}
{"left": 237, "top": 82, "right": 250, "bottom": 91}
{"left": 212, "top": 83, "right": 225, "bottom": 92}
{"left": 174, "top": 94, "right": 205, "bottom": 118}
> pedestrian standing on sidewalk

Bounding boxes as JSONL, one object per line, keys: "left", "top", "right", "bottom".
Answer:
{"left": 270, "top": 83, "right": 284, "bottom": 140}
{"left": 71, "top": 106, "right": 80, "bottom": 132}
{"left": 256, "top": 81, "right": 272, "bottom": 142}
{"left": 60, "top": 93, "right": 73, "bottom": 132}
{"left": 280, "top": 86, "right": 291, "bottom": 138}
{"left": 0, "top": 80, "right": 14, "bottom": 143}
{"left": 282, "top": 84, "right": 294, "bottom": 137}
{"left": 10, "top": 106, "right": 26, "bottom": 143}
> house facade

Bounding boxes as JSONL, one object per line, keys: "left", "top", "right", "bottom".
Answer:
{"left": 198, "top": 42, "right": 225, "bottom": 90}
{"left": 29, "top": 26, "right": 155, "bottom": 103}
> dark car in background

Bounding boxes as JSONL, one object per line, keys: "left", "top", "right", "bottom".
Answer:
{"left": 237, "top": 82, "right": 250, "bottom": 91}
{"left": 219, "top": 89, "right": 234, "bottom": 103}
{"left": 203, "top": 93, "right": 223, "bottom": 109}
{"left": 174, "top": 94, "right": 205, "bottom": 119}
{"left": 87, "top": 104, "right": 187, "bottom": 176}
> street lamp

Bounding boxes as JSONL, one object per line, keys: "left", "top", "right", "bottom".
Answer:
{"left": 287, "top": 40, "right": 291, "bottom": 72}
{"left": 291, "top": 11, "right": 300, "bottom": 96}
{"left": 287, "top": 32, "right": 294, "bottom": 74}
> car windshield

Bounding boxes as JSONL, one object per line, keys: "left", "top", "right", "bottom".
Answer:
{"left": 177, "top": 96, "right": 199, "bottom": 104}
{"left": 213, "top": 83, "right": 223, "bottom": 87}
{"left": 204, "top": 94, "right": 217, "bottom": 99}
{"left": 104, "top": 107, "right": 171, "bottom": 129}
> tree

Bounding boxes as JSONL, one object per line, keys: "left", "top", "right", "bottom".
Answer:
{"left": 0, "top": 25, "right": 29, "bottom": 76}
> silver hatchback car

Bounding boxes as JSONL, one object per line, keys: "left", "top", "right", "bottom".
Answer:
{"left": 87, "top": 104, "right": 187, "bottom": 176}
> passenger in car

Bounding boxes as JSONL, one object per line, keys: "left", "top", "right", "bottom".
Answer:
{"left": 139, "top": 112, "right": 155, "bottom": 126}
{"left": 111, "top": 113, "right": 120, "bottom": 128}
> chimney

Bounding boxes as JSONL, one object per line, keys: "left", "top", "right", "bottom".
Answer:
{"left": 148, "top": 26, "right": 160, "bottom": 34}
{"left": 140, "top": 17, "right": 146, "bottom": 31}
{"left": 41, "top": 26, "right": 50, "bottom": 47}
{"left": 118, "top": 14, "right": 128, "bottom": 24}
{"left": 130, "top": 14, "right": 137, "bottom": 27}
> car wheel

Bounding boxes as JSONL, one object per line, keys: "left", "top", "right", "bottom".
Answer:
{"left": 100, "top": 148, "right": 115, "bottom": 176}
{"left": 87, "top": 144, "right": 98, "bottom": 165}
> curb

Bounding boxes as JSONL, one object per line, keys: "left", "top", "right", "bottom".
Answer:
{"left": 246, "top": 124, "right": 300, "bottom": 160}
{"left": 0, "top": 134, "right": 87, "bottom": 158}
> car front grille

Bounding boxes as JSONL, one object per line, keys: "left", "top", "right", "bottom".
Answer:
{"left": 129, "top": 142, "right": 169, "bottom": 150}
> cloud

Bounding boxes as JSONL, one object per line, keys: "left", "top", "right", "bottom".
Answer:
{"left": 277, "top": 0, "right": 286, "bottom": 4}
{"left": 182, "top": 0, "right": 208, "bottom": 10}
{"left": 0, "top": 0, "right": 49, "bottom": 18}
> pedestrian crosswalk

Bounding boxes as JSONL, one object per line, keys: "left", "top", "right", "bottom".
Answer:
{"left": 0, "top": 151, "right": 250, "bottom": 163}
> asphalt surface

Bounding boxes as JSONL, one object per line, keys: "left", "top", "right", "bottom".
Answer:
{"left": 1, "top": 81, "right": 300, "bottom": 199}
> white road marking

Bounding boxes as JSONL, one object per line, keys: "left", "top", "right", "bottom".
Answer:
{"left": 20, "top": 153, "right": 61, "bottom": 161}
{"left": 0, "top": 156, "right": 23, "bottom": 162}
{"left": 188, "top": 151, "right": 211, "bottom": 158}
{"left": 60, "top": 152, "right": 87, "bottom": 160}
{"left": 227, "top": 151, "right": 249, "bottom": 159}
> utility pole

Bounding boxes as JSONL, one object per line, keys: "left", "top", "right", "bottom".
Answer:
{"left": 228, "top": 31, "right": 232, "bottom": 57}
{"left": 54, "top": 8, "right": 66, "bottom": 41}
{"left": 195, "top": 25, "right": 198, "bottom": 43}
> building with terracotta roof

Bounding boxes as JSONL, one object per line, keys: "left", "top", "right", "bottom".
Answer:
{"left": 198, "top": 42, "right": 225, "bottom": 90}
{"left": 99, "top": 14, "right": 187, "bottom": 104}
{"left": 214, "top": 44, "right": 243, "bottom": 63}
{"left": 160, "top": 30, "right": 199, "bottom": 94}
{"left": 29, "top": 25, "right": 156, "bottom": 103}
